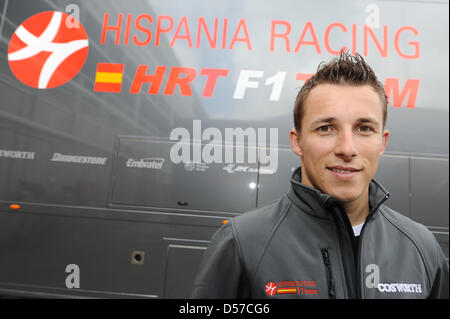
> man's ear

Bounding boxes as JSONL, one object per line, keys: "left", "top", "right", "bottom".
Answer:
{"left": 379, "top": 129, "right": 390, "bottom": 156}
{"left": 289, "top": 128, "right": 303, "bottom": 157}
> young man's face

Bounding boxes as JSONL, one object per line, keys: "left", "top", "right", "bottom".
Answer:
{"left": 290, "top": 83, "right": 389, "bottom": 203}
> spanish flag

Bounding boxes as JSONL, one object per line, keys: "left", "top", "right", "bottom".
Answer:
{"left": 94, "top": 63, "right": 124, "bottom": 93}
{"left": 277, "top": 288, "right": 297, "bottom": 295}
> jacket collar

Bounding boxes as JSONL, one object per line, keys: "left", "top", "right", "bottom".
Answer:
{"left": 287, "top": 166, "right": 390, "bottom": 220}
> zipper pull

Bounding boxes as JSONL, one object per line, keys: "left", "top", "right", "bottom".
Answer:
{"left": 322, "top": 249, "right": 336, "bottom": 299}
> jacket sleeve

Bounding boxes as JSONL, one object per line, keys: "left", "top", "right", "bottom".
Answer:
{"left": 428, "top": 242, "right": 449, "bottom": 299}
{"left": 191, "top": 221, "right": 250, "bottom": 299}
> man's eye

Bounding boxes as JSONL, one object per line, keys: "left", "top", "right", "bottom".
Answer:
{"left": 358, "top": 126, "right": 373, "bottom": 133}
{"left": 318, "top": 125, "right": 332, "bottom": 133}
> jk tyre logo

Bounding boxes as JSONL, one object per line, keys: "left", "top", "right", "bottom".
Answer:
{"left": 7, "top": 11, "right": 89, "bottom": 89}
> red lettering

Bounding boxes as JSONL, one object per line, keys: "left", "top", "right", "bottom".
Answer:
{"left": 352, "top": 24, "right": 357, "bottom": 55}
{"left": 134, "top": 14, "right": 152, "bottom": 46}
{"left": 229, "top": 19, "right": 252, "bottom": 50}
{"left": 129, "top": 65, "right": 167, "bottom": 94}
{"left": 222, "top": 18, "right": 228, "bottom": 49}
{"left": 170, "top": 16, "right": 193, "bottom": 47}
{"left": 324, "top": 23, "right": 348, "bottom": 55}
{"left": 164, "top": 67, "right": 196, "bottom": 96}
{"left": 156, "top": 16, "right": 174, "bottom": 47}
{"left": 200, "top": 68, "right": 229, "bottom": 97}
{"left": 296, "top": 73, "right": 314, "bottom": 83}
{"left": 101, "top": 13, "right": 122, "bottom": 45}
{"left": 294, "top": 22, "right": 321, "bottom": 53}
{"left": 123, "top": 14, "right": 132, "bottom": 45}
{"left": 395, "top": 26, "right": 420, "bottom": 59}
{"left": 270, "top": 20, "right": 291, "bottom": 52}
{"left": 197, "top": 17, "right": 218, "bottom": 49}
{"left": 384, "top": 78, "right": 420, "bottom": 108}
{"left": 364, "top": 25, "right": 388, "bottom": 57}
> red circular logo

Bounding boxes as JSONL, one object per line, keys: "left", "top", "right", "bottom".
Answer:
{"left": 265, "top": 282, "right": 277, "bottom": 296}
{"left": 7, "top": 11, "right": 89, "bottom": 89}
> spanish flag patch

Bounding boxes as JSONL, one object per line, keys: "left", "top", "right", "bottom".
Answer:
{"left": 94, "top": 63, "right": 124, "bottom": 93}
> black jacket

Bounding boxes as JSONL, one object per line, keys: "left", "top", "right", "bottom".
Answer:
{"left": 192, "top": 167, "right": 449, "bottom": 299}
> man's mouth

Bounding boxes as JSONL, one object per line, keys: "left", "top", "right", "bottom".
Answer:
{"left": 327, "top": 166, "right": 362, "bottom": 177}
{"left": 328, "top": 166, "right": 361, "bottom": 173}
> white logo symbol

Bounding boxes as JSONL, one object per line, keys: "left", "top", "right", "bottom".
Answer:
{"left": 365, "top": 264, "right": 380, "bottom": 289}
{"left": 126, "top": 158, "right": 165, "bottom": 169}
{"left": 169, "top": 120, "right": 278, "bottom": 174}
{"left": 223, "top": 163, "right": 275, "bottom": 174}
{"left": 65, "top": 264, "right": 80, "bottom": 289}
{"left": 8, "top": 11, "right": 89, "bottom": 89}
{"left": 184, "top": 162, "right": 209, "bottom": 172}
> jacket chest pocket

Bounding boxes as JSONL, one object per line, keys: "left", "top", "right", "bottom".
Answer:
{"left": 321, "top": 249, "right": 336, "bottom": 299}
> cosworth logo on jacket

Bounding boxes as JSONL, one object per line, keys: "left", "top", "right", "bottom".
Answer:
{"left": 365, "top": 264, "right": 422, "bottom": 294}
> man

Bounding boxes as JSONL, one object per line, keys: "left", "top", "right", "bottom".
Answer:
{"left": 192, "top": 52, "right": 449, "bottom": 299}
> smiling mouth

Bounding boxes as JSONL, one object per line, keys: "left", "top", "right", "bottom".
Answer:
{"left": 327, "top": 167, "right": 362, "bottom": 174}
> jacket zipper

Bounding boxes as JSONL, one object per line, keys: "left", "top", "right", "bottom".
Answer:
{"left": 323, "top": 189, "right": 389, "bottom": 299}
{"left": 356, "top": 193, "right": 390, "bottom": 298}
{"left": 329, "top": 203, "right": 358, "bottom": 298}
{"left": 321, "top": 249, "right": 336, "bottom": 299}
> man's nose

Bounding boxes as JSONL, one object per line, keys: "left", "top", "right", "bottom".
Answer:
{"left": 334, "top": 129, "right": 358, "bottom": 159}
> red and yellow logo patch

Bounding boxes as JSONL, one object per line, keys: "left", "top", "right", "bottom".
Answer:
{"left": 265, "top": 280, "right": 318, "bottom": 296}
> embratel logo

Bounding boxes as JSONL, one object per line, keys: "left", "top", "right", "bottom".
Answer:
{"left": 7, "top": 11, "right": 89, "bottom": 89}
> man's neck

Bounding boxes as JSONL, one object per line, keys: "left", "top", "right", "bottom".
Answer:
{"left": 342, "top": 190, "right": 370, "bottom": 226}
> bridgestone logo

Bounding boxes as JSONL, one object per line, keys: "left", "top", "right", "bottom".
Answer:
{"left": 51, "top": 153, "right": 107, "bottom": 165}
{"left": 0, "top": 149, "right": 35, "bottom": 159}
